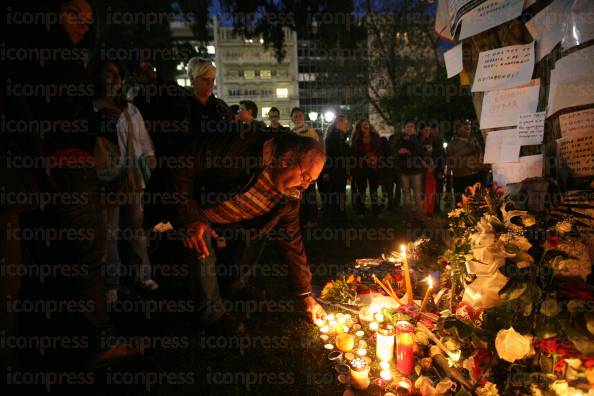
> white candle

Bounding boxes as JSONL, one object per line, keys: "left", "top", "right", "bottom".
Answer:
{"left": 349, "top": 358, "right": 370, "bottom": 390}
{"left": 379, "top": 361, "right": 390, "bottom": 370}
{"left": 315, "top": 318, "right": 325, "bottom": 327}
{"left": 380, "top": 370, "right": 392, "bottom": 381}
{"left": 374, "top": 312, "right": 385, "bottom": 323}
{"left": 369, "top": 322, "right": 379, "bottom": 331}
{"left": 356, "top": 348, "right": 367, "bottom": 357}
{"left": 324, "top": 344, "right": 334, "bottom": 350}
{"left": 320, "top": 326, "right": 329, "bottom": 334}
{"left": 355, "top": 331, "right": 365, "bottom": 338}
{"left": 376, "top": 323, "right": 395, "bottom": 362}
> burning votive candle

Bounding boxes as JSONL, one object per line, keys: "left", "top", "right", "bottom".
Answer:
{"left": 336, "top": 333, "right": 355, "bottom": 352}
{"left": 379, "top": 361, "right": 390, "bottom": 370}
{"left": 315, "top": 318, "right": 325, "bottom": 327}
{"left": 369, "top": 322, "right": 379, "bottom": 331}
{"left": 396, "top": 321, "right": 414, "bottom": 375}
{"left": 324, "top": 343, "right": 334, "bottom": 350}
{"left": 349, "top": 358, "right": 370, "bottom": 390}
{"left": 380, "top": 370, "right": 392, "bottom": 381}
{"left": 320, "top": 335, "right": 329, "bottom": 342}
{"left": 327, "top": 314, "right": 335, "bottom": 321}
{"left": 356, "top": 348, "right": 367, "bottom": 357}
{"left": 376, "top": 323, "right": 395, "bottom": 362}
{"left": 374, "top": 312, "right": 385, "bottom": 323}
{"left": 355, "top": 330, "right": 365, "bottom": 338}
{"left": 320, "top": 326, "right": 330, "bottom": 334}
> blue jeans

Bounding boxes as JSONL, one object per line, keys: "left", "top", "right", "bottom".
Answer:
{"left": 105, "top": 192, "right": 152, "bottom": 289}
{"left": 400, "top": 173, "right": 424, "bottom": 211}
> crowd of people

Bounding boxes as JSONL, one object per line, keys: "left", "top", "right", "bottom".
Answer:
{"left": 1, "top": 0, "right": 486, "bottom": 376}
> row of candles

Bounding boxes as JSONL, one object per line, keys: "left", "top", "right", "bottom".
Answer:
{"left": 315, "top": 308, "right": 414, "bottom": 391}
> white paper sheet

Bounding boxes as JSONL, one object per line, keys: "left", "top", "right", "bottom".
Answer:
{"left": 472, "top": 42, "right": 535, "bottom": 92}
{"left": 517, "top": 111, "right": 546, "bottom": 145}
{"left": 448, "top": 0, "right": 485, "bottom": 35}
{"left": 460, "top": 0, "right": 524, "bottom": 40}
{"left": 492, "top": 154, "right": 543, "bottom": 186}
{"left": 559, "top": 108, "right": 594, "bottom": 138}
{"left": 525, "top": 0, "right": 573, "bottom": 62}
{"left": 547, "top": 45, "right": 594, "bottom": 116}
{"left": 557, "top": 130, "right": 594, "bottom": 177}
{"left": 444, "top": 44, "right": 463, "bottom": 78}
{"left": 561, "top": 0, "right": 594, "bottom": 50}
{"left": 484, "top": 128, "right": 521, "bottom": 163}
{"left": 480, "top": 79, "right": 540, "bottom": 129}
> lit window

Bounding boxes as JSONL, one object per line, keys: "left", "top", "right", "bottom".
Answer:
{"left": 177, "top": 78, "right": 190, "bottom": 87}
{"left": 207, "top": 45, "right": 215, "bottom": 54}
{"left": 260, "top": 70, "right": 271, "bottom": 79}
{"left": 276, "top": 88, "right": 288, "bottom": 98}
{"left": 262, "top": 107, "right": 271, "bottom": 117}
{"left": 244, "top": 70, "right": 255, "bottom": 80}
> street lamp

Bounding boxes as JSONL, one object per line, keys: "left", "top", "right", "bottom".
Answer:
{"left": 324, "top": 110, "right": 336, "bottom": 123}
{"left": 308, "top": 111, "right": 319, "bottom": 122}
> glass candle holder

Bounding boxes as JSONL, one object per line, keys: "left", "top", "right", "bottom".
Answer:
{"left": 376, "top": 323, "right": 395, "bottom": 362}
{"left": 396, "top": 321, "right": 414, "bottom": 375}
{"left": 349, "top": 358, "right": 370, "bottom": 390}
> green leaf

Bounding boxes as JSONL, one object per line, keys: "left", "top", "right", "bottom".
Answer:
{"left": 500, "top": 280, "right": 528, "bottom": 301}
{"left": 560, "top": 320, "right": 594, "bottom": 355}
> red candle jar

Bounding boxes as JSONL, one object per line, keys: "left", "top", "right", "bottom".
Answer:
{"left": 395, "top": 321, "right": 414, "bottom": 375}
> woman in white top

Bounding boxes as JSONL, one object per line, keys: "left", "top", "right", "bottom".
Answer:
{"left": 89, "top": 59, "right": 158, "bottom": 303}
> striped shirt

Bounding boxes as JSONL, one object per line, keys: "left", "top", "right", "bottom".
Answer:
{"left": 199, "top": 169, "right": 283, "bottom": 224}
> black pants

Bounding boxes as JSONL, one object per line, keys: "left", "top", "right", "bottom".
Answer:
{"left": 353, "top": 166, "right": 380, "bottom": 215}
{"left": 47, "top": 168, "right": 112, "bottom": 355}
{"left": 326, "top": 170, "right": 347, "bottom": 221}
{"left": 300, "top": 183, "right": 318, "bottom": 224}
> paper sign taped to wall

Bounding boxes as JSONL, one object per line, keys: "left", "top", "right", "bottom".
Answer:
{"left": 460, "top": 0, "right": 524, "bottom": 40}
{"left": 472, "top": 42, "right": 535, "bottom": 92}
{"left": 557, "top": 130, "right": 594, "bottom": 177}
{"left": 559, "top": 108, "right": 594, "bottom": 138}
{"left": 444, "top": 44, "right": 463, "bottom": 78}
{"left": 480, "top": 79, "right": 540, "bottom": 129}
{"left": 525, "top": 0, "right": 572, "bottom": 61}
{"left": 492, "top": 154, "right": 543, "bottom": 186}
{"left": 517, "top": 111, "right": 545, "bottom": 145}
{"left": 484, "top": 128, "right": 521, "bottom": 163}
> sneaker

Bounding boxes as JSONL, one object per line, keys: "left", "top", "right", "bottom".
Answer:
{"left": 138, "top": 279, "right": 159, "bottom": 291}
{"left": 106, "top": 289, "right": 118, "bottom": 304}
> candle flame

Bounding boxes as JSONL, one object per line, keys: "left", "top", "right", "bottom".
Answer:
{"left": 427, "top": 276, "right": 433, "bottom": 289}
{"left": 400, "top": 244, "right": 406, "bottom": 257}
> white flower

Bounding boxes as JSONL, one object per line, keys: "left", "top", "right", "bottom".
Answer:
{"left": 501, "top": 205, "right": 534, "bottom": 228}
{"left": 462, "top": 271, "right": 509, "bottom": 309}
{"left": 448, "top": 208, "right": 464, "bottom": 218}
{"left": 555, "top": 220, "right": 573, "bottom": 234}
{"left": 495, "top": 327, "right": 533, "bottom": 363}
{"left": 549, "top": 380, "right": 568, "bottom": 396}
{"left": 500, "top": 233, "right": 532, "bottom": 252}
{"left": 467, "top": 243, "right": 514, "bottom": 276}
{"left": 476, "top": 381, "right": 499, "bottom": 396}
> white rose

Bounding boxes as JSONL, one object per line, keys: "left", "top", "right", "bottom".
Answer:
{"left": 495, "top": 327, "right": 533, "bottom": 363}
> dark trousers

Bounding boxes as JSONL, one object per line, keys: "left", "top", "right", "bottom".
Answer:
{"left": 353, "top": 166, "right": 380, "bottom": 214}
{"left": 327, "top": 170, "right": 347, "bottom": 221}
{"left": 300, "top": 183, "right": 318, "bottom": 224}
{"left": 48, "top": 168, "right": 112, "bottom": 354}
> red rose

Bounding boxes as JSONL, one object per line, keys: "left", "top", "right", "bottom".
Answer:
{"left": 546, "top": 234, "right": 560, "bottom": 249}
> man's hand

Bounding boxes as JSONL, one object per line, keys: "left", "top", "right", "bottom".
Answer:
{"left": 182, "top": 220, "right": 218, "bottom": 260}
{"left": 301, "top": 295, "right": 327, "bottom": 323}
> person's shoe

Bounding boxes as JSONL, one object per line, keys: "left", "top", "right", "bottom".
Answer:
{"left": 106, "top": 289, "right": 118, "bottom": 304}
{"left": 138, "top": 278, "right": 159, "bottom": 291}
{"left": 203, "top": 313, "right": 246, "bottom": 336}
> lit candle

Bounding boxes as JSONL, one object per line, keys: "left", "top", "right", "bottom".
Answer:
{"left": 320, "top": 335, "right": 329, "bottom": 342}
{"left": 356, "top": 348, "right": 367, "bottom": 357}
{"left": 376, "top": 323, "right": 395, "bottom": 362}
{"left": 342, "top": 325, "right": 349, "bottom": 333}
{"left": 349, "top": 358, "right": 370, "bottom": 390}
{"left": 324, "top": 343, "right": 334, "bottom": 350}
{"left": 320, "top": 326, "right": 329, "bottom": 334}
{"left": 355, "top": 330, "right": 365, "bottom": 338}
{"left": 380, "top": 370, "right": 392, "bottom": 381}
{"left": 420, "top": 276, "right": 433, "bottom": 312}
{"left": 369, "top": 321, "right": 379, "bottom": 331}
{"left": 315, "top": 318, "right": 325, "bottom": 327}
{"left": 327, "top": 314, "right": 335, "bottom": 321}
{"left": 396, "top": 321, "right": 414, "bottom": 375}
{"left": 379, "top": 361, "right": 390, "bottom": 370}
{"left": 374, "top": 312, "right": 385, "bottom": 323}
{"left": 336, "top": 333, "right": 355, "bottom": 352}
{"left": 401, "top": 244, "right": 413, "bottom": 304}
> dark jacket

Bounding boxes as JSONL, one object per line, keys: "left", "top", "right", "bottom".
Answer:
{"left": 324, "top": 127, "right": 350, "bottom": 177}
{"left": 267, "top": 125, "right": 291, "bottom": 134}
{"left": 172, "top": 130, "right": 312, "bottom": 296}
{"left": 394, "top": 135, "right": 424, "bottom": 174}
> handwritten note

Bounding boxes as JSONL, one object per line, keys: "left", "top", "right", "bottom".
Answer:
{"left": 460, "top": 0, "right": 524, "bottom": 40}
{"left": 492, "top": 154, "right": 543, "bottom": 186}
{"left": 444, "top": 44, "right": 463, "bottom": 78}
{"left": 472, "top": 42, "right": 535, "bottom": 92}
{"left": 525, "top": 0, "right": 572, "bottom": 61}
{"left": 547, "top": 45, "right": 594, "bottom": 116}
{"left": 517, "top": 112, "right": 545, "bottom": 145}
{"left": 480, "top": 79, "right": 540, "bottom": 129}
{"left": 559, "top": 108, "right": 594, "bottom": 138}
{"left": 484, "top": 129, "right": 521, "bottom": 163}
{"left": 557, "top": 130, "right": 594, "bottom": 177}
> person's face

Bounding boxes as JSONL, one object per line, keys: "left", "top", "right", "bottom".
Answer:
{"left": 271, "top": 151, "right": 325, "bottom": 197}
{"left": 192, "top": 68, "right": 216, "bottom": 98}
{"left": 459, "top": 122, "right": 471, "bottom": 138}
{"left": 361, "top": 120, "right": 370, "bottom": 135}
{"left": 104, "top": 63, "right": 122, "bottom": 98}
{"left": 292, "top": 111, "right": 305, "bottom": 127}
{"left": 336, "top": 118, "right": 349, "bottom": 132}
{"left": 268, "top": 111, "right": 280, "bottom": 127}
{"left": 404, "top": 122, "right": 416, "bottom": 136}
{"left": 60, "top": 0, "right": 93, "bottom": 45}
{"left": 421, "top": 126, "right": 431, "bottom": 139}
{"left": 238, "top": 104, "right": 253, "bottom": 122}
{"left": 431, "top": 126, "right": 439, "bottom": 137}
